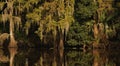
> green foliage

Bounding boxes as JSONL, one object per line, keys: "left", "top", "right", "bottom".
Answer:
{"left": 0, "top": 0, "right": 120, "bottom": 47}
{"left": 66, "top": 0, "right": 96, "bottom": 46}
{"left": 75, "top": 0, "right": 97, "bottom": 20}
{"left": 25, "top": 0, "right": 75, "bottom": 42}
{"left": 67, "top": 21, "right": 94, "bottom": 46}
{"left": 67, "top": 39, "right": 79, "bottom": 46}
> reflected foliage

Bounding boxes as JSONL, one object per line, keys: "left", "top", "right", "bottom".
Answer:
{"left": 0, "top": 48, "right": 120, "bottom": 66}
{"left": 66, "top": 50, "right": 93, "bottom": 66}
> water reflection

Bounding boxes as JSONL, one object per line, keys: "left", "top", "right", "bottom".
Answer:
{"left": 0, "top": 48, "right": 120, "bottom": 66}
{"left": 9, "top": 48, "right": 17, "bottom": 66}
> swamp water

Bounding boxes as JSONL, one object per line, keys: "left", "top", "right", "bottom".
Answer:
{"left": 0, "top": 48, "right": 120, "bottom": 66}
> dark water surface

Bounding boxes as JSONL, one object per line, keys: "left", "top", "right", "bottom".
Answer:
{"left": 0, "top": 48, "right": 120, "bottom": 66}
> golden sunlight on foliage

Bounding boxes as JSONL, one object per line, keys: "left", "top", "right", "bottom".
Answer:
{"left": 0, "top": 33, "right": 9, "bottom": 45}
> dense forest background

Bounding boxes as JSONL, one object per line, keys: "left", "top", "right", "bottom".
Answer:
{"left": 0, "top": 0, "right": 120, "bottom": 49}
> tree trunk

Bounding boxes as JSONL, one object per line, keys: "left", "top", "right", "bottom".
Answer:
{"left": 9, "top": 17, "right": 17, "bottom": 47}
{"left": 93, "top": 49, "right": 99, "bottom": 66}
{"left": 93, "top": 23, "right": 99, "bottom": 48}
{"left": 8, "top": 0, "right": 17, "bottom": 47}
{"left": 93, "top": 49, "right": 110, "bottom": 66}
{"left": 59, "top": 32, "right": 64, "bottom": 50}
{"left": 58, "top": 31, "right": 64, "bottom": 66}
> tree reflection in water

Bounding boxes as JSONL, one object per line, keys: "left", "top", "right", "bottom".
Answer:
{"left": 9, "top": 48, "right": 17, "bottom": 66}
{"left": 65, "top": 50, "right": 93, "bottom": 66}
{"left": 0, "top": 48, "right": 9, "bottom": 66}
{"left": 0, "top": 48, "right": 120, "bottom": 66}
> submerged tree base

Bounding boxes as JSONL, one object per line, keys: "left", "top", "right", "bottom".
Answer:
{"left": 8, "top": 40, "right": 17, "bottom": 48}
{"left": 8, "top": 43, "right": 17, "bottom": 48}
{"left": 8, "top": 34, "right": 18, "bottom": 48}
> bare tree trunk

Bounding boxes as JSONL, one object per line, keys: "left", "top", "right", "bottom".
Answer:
{"left": 59, "top": 37, "right": 64, "bottom": 50}
{"left": 59, "top": 32, "right": 64, "bottom": 50}
{"left": 8, "top": 0, "right": 17, "bottom": 47}
{"left": 9, "top": 17, "right": 17, "bottom": 47}
{"left": 93, "top": 23, "right": 99, "bottom": 48}
{"left": 93, "top": 0, "right": 100, "bottom": 48}
{"left": 93, "top": 49, "right": 99, "bottom": 66}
